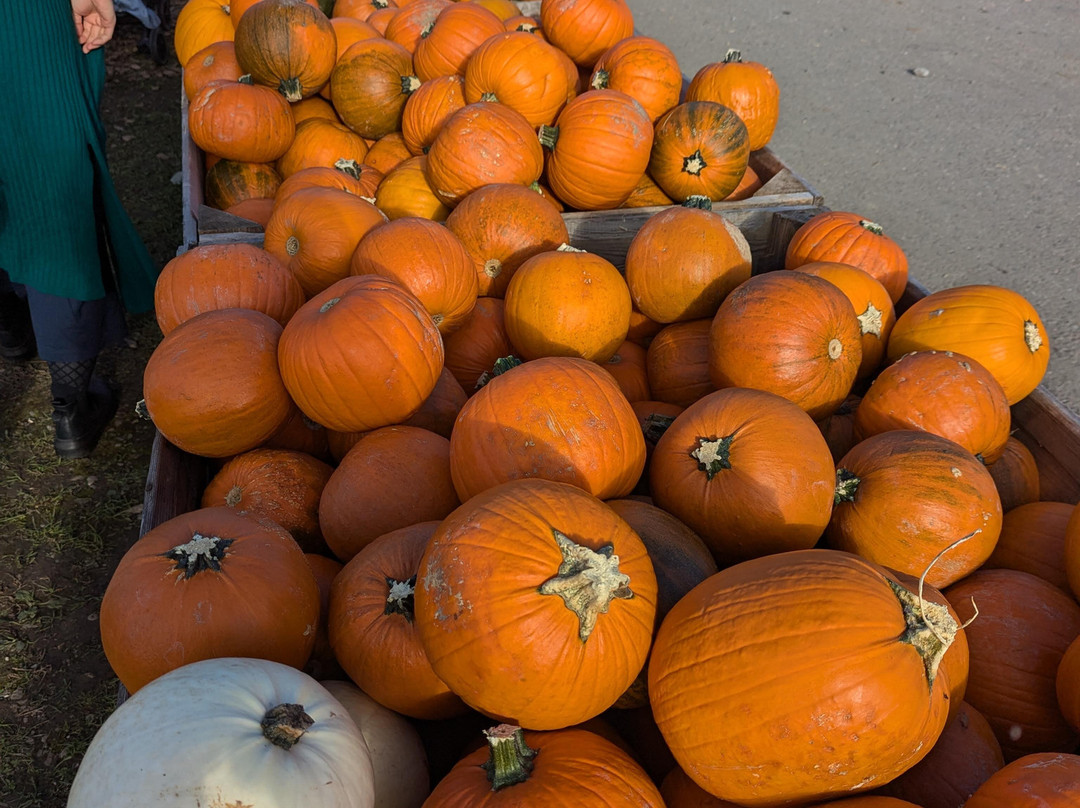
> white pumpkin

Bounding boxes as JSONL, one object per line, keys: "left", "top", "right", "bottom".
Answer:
{"left": 322, "top": 680, "right": 431, "bottom": 808}
{"left": 67, "top": 657, "right": 376, "bottom": 808}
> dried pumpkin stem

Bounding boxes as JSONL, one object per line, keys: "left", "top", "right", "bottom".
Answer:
{"left": 857, "top": 302, "right": 884, "bottom": 336}
{"left": 590, "top": 69, "right": 610, "bottom": 90}
{"left": 334, "top": 158, "right": 361, "bottom": 179}
{"left": 683, "top": 194, "right": 713, "bottom": 211}
{"left": 538, "top": 528, "right": 633, "bottom": 642}
{"left": 483, "top": 258, "right": 502, "bottom": 279}
{"left": 261, "top": 703, "right": 314, "bottom": 751}
{"left": 682, "top": 149, "right": 708, "bottom": 176}
{"left": 538, "top": 125, "right": 559, "bottom": 150}
{"left": 692, "top": 434, "right": 734, "bottom": 480}
{"left": 402, "top": 75, "right": 421, "bottom": 95}
{"left": 834, "top": 468, "right": 860, "bottom": 504}
{"left": 723, "top": 48, "right": 742, "bottom": 63}
{"left": 162, "top": 533, "right": 234, "bottom": 578}
{"left": 917, "top": 530, "right": 981, "bottom": 643}
{"left": 384, "top": 574, "right": 417, "bottom": 622}
{"left": 279, "top": 77, "right": 304, "bottom": 103}
{"left": 1024, "top": 320, "right": 1043, "bottom": 353}
{"left": 481, "top": 725, "right": 537, "bottom": 791}
{"left": 643, "top": 413, "right": 676, "bottom": 445}
{"left": 859, "top": 219, "right": 884, "bottom": 236}
{"left": 480, "top": 91, "right": 499, "bottom": 103}
{"left": 224, "top": 485, "right": 243, "bottom": 508}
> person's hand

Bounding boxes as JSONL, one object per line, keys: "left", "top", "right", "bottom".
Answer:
{"left": 72, "top": 0, "right": 116, "bottom": 53}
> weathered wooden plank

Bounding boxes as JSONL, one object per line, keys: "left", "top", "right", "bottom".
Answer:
{"left": 139, "top": 430, "right": 208, "bottom": 537}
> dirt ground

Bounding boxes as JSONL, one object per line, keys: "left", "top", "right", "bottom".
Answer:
{"left": 0, "top": 9, "right": 181, "bottom": 805}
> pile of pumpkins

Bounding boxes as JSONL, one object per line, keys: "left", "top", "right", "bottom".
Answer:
{"left": 66, "top": 0, "right": 1080, "bottom": 806}
{"left": 177, "top": 0, "right": 777, "bottom": 226}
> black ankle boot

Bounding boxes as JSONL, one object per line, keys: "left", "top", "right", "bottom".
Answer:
{"left": 0, "top": 292, "right": 35, "bottom": 361}
{"left": 52, "top": 381, "right": 120, "bottom": 459}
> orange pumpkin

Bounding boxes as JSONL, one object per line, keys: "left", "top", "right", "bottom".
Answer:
{"left": 1066, "top": 503, "right": 1080, "bottom": 600}
{"left": 945, "top": 569, "right": 1080, "bottom": 760}
{"left": 290, "top": 94, "right": 340, "bottom": 124}
{"left": 154, "top": 242, "right": 304, "bottom": 335}
{"left": 469, "top": 0, "right": 519, "bottom": 21}
{"left": 374, "top": 155, "right": 451, "bottom": 220}
{"left": 275, "top": 161, "right": 382, "bottom": 202}
{"left": 784, "top": 210, "right": 909, "bottom": 303}
{"left": 327, "top": 15, "right": 382, "bottom": 64}
{"left": 963, "top": 753, "right": 1080, "bottom": 807}
{"left": 174, "top": 0, "right": 234, "bottom": 67}
{"left": 331, "top": 38, "right": 420, "bottom": 139}
{"left": 649, "top": 101, "right": 749, "bottom": 202}
{"left": 987, "top": 436, "right": 1040, "bottom": 513}
{"left": 423, "top": 725, "right": 664, "bottom": 805}
{"left": 263, "top": 186, "right": 387, "bottom": 296}
{"left": 366, "top": 5, "right": 396, "bottom": 33}
{"left": 660, "top": 766, "right": 741, "bottom": 807}
{"left": 624, "top": 197, "right": 752, "bottom": 323}
{"left": 401, "top": 74, "right": 467, "bottom": 155}
{"left": 275, "top": 117, "right": 370, "bottom": 178}
{"left": 188, "top": 78, "right": 296, "bottom": 163}
{"left": 262, "top": 408, "right": 332, "bottom": 460}
{"left": 230, "top": 0, "right": 319, "bottom": 26}
{"left": 349, "top": 216, "right": 478, "bottom": 333}
{"left": 722, "top": 164, "right": 762, "bottom": 200}
{"left": 441, "top": 297, "right": 515, "bottom": 393}
{"left": 99, "top": 507, "right": 319, "bottom": 693}
{"left": 233, "top": 0, "right": 337, "bottom": 101}
{"left": 183, "top": 40, "right": 242, "bottom": 100}
{"left": 540, "top": 0, "right": 634, "bottom": 68}
{"left": 620, "top": 171, "right": 674, "bottom": 208}
{"left": 540, "top": 89, "right": 654, "bottom": 211}
{"left": 450, "top": 356, "right": 646, "bottom": 502}
{"left": 686, "top": 50, "right": 780, "bottom": 152}
{"left": 415, "top": 478, "right": 657, "bottom": 729}
{"left": 143, "top": 309, "right": 294, "bottom": 458}
{"left": 225, "top": 197, "right": 275, "bottom": 225}
{"left": 983, "top": 499, "right": 1076, "bottom": 599}
{"left": 887, "top": 285, "right": 1050, "bottom": 405}
{"left": 1058, "top": 635, "right": 1080, "bottom": 734}
{"left": 302, "top": 552, "right": 343, "bottom": 679}
{"left": 204, "top": 160, "right": 282, "bottom": 209}
{"left": 600, "top": 340, "right": 650, "bottom": 404}
{"left": 645, "top": 319, "right": 715, "bottom": 408}
{"left": 790, "top": 261, "right": 896, "bottom": 378}
{"left": 413, "top": 1, "right": 504, "bottom": 81}
{"left": 444, "top": 183, "right": 568, "bottom": 297}
{"left": 590, "top": 36, "right": 681, "bottom": 123}
{"left": 708, "top": 271, "right": 862, "bottom": 419}
{"left": 649, "top": 387, "right": 835, "bottom": 564}
{"left": 401, "top": 366, "right": 467, "bottom": 438}
{"left": 364, "top": 131, "right": 413, "bottom": 174}
{"left": 328, "top": 522, "right": 467, "bottom": 719}
{"left": 277, "top": 275, "right": 444, "bottom": 432}
{"left": 816, "top": 393, "right": 861, "bottom": 464}
{"left": 463, "top": 32, "right": 569, "bottom": 127}
{"left": 200, "top": 448, "right": 334, "bottom": 553}
{"left": 332, "top": 0, "right": 397, "bottom": 23}
{"left": 854, "top": 350, "right": 1011, "bottom": 463}
{"left": 425, "top": 102, "right": 544, "bottom": 207}
{"left": 649, "top": 549, "right": 957, "bottom": 806}
{"left": 383, "top": 0, "right": 452, "bottom": 54}
{"left": 828, "top": 430, "right": 1003, "bottom": 588}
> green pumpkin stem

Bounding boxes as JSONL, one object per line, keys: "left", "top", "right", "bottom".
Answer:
{"left": 538, "top": 125, "right": 559, "bottom": 150}
{"left": 834, "top": 468, "right": 861, "bottom": 503}
{"left": 279, "top": 77, "right": 304, "bottom": 103}
{"left": 475, "top": 356, "right": 523, "bottom": 389}
{"left": 691, "top": 435, "right": 735, "bottom": 480}
{"left": 480, "top": 91, "right": 498, "bottom": 103}
{"left": 683, "top": 194, "right": 713, "bottom": 211}
{"left": 261, "top": 703, "right": 314, "bottom": 751}
{"left": 723, "top": 48, "right": 743, "bottom": 63}
{"left": 481, "top": 725, "right": 537, "bottom": 790}
{"left": 334, "top": 158, "right": 362, "bottom": 179}
{"left": 590, "top": 69, "right": 610, "bottom": 90}
{"left": 859, "top": 219, "right": 885, "bottom": 236}
{"left": 402, "top": 75, "right": 421, "bottom": 95}
{"left": 162, "top": 533, "right": 234, "bottom": 578}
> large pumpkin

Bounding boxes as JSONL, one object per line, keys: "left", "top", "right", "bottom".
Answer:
{"left": 415, "top": 479, "right": 657, "bottom": 729}
{"left": 828, "top": 430, "right": 1002, "bottom": 588}
{"left": 649, "top": 549, "right": 957, "bottom": 806}
{"left": 708, "top": 271, "right": 863, "bottom": 420}
{"left": 188, "top": 78, "right": 295, "bottom": 163}
{"left": 649, "top": 101, "right": 750, "bottom": 202}
{"left": 328, "top": 522, "right": 467, "bottom": 719}
{"left": 649, "top": 387, "right": 836, "bottom": 565}
{"left": 349, "top": 216, "right": 478, "bottom": 334}
{"left": 784, "top": 210, "right": 909, "bottom": 303}
{"left": 153, "top": 242, "right": 304, "bottom": 334}
{"left": 886, "top": 284, "right": 1050, "bottom": 405}
{"left": 99, "top": 508, "right": 320, "bottom": 693}
{"left": 449, "top": 356, "right": 646, "bottom": 502}
{"left": 143, "top": 309, "right": 294, "bottom": 458}
{"left": 67, "top": 658, "right": 375, "bottom": 808}
{"left": 277, "top": 275, "right": 444, "bottom": 432}
{"left": 331, "top": 38, "right": 420, "bottom": 140}
{"left": 183, "top": 40, "right": 243, "bottom": 100}
{"left": 503, "top": 247, "right": 631, "bottom": 363}
{"left": 590, "top": 36, "right": 682, "bottom": 123}
{"left": 685, "top": 49, "right": 781, "bottom": 152}
{"left": 423, "top": 725, "right": 663, "bottom": 806}
{"left": 234, "top": 0, "right": 337, "bottom": 101}
{"left": 463, "top": 31, "right": 569, "bottom": 127}
{"left": 540, "top": 89, "right": 654, "bottom": 210}
{"left": 204, "top": 159, "right": 282, "bottom": 209}
{"left": 539, "top": 0, "right": 634, "bottom": 68}
{"left": 624, "top": 197, "right": 751, "bottom": 323}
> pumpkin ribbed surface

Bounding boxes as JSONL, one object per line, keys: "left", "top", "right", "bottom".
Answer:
{"left": 233, "top": 0, "right": 337, "bottom": 101}
{"left": 686, "top": 53, "right": 780, "bottom": 152}
{"left": 413, "top": 1, "right": 505, "bottom": 82}
{"left": 204, "top": 159, "right": 282, "bottom": 209}
{"left": 331, "top": 38, "right": 419, "bottom": 140}
{"left": 590, "top": 36, "right": 682, "bottom": 124}
{"left": 441, "top": 297, "right": 514, "bottom": 393}
{"left": 649, "top": 101, "right": 749, "bottom": 202}
{"left": 540, "top": 0, "right": 634, "bottom": 68}
{"left": 375, "top": 155, "right": 450, "bottom": 221}
{"left": 401, "top": 74, "right": 466, "bottom": 156}
{"left": 463, "top": 31, "right": 569, "bottom": 127}
{"left": 188, "top": 78, "right": 295, "bottom": 163}
{"left": 276, "top": 117, "right": 370, "bottom": 178}
{"left": 415, "top": 478, "right": 657, "bottom": 729}
{"left": 982, "top": 501, "right": 1074, "bottom": 592}
{"left": 963, "top": 752, "right": 1080, "bottom": 807}
{"left": 183, "top": 40, "right": 242, "bottom": 100}
{"left": 646, "top": 319, "right": 715, "bottom": 408}
{"left": 174, "top": 0, "right": 234, "bottom": 67}
{"left": 649, "top": 549, "right": 955, "bottom": 807}
{"left": 987, "top": 436, "right": 1040, "bottom": 512}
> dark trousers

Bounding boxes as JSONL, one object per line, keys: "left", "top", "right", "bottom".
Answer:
{"left": 0, "top": 268, "right": 126, "bottom": 363}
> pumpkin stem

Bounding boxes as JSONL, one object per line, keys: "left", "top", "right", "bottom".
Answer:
{"left": 402, "top": 75, "right": 421, "bottom": 95}
{"left": 261, "top": 703, "right": 314, "bottom": 750}
{"left": 683, "top": 194, "right": 713, "bottom": 211}
{"left": 834, "top": 468, "right": 860, "bottom": 503}
{"left": 320, "top": 297, "right": 341, "bottom": 313}
{"left": 224, "top": 485, "right": 243, "bottom": 508}
{"left": 483, "top": 258, "right": 502, "bottom": 279}
{"left": 475, "top": 355, "right": 523, "bottom": 389}
{"left": 538, "top": 125, "right": 559, "bottom": 150}
{"left": 538, "top": 528, "right": 634, "bottom": 643}
{"left": 481, "top": 724, "right": 537, "bottom": 791}
{"left": 334, "top": 158, "right": 362, "bottom": 179}
{"left": 384, "top": 574, "right": 417, "bottom": 622}
{"left": 556, "top": 243, "right": 585, "bottom": 253}
{"left": 1023, "top": 320, "right": 1043, "bottom": 353}
{"left": 590, "top": 69, "right": 610, "bottom": 90}
{"left": 859, "top": 219, "right": 884, "bottom": 236}
{"left": 515, "top": 21, "right": 539, "bottom": 33}
{"left": 162, "top": 533, "right": 234, "bottom": 578}
{"left": 691, "top": 434, "right": 735, "bottom": 480}
{"left": 480, "top": 91, "right": 499, "bottom": 103}
{"left": 723, "top": 48, "right": 742, "bottom": 63}
{"left": 279, "top": 77, "right": 304, "bottom": 103}
{"left": 419, "top": 20, "right": 436, "bottom": 38}
{"left": 285, "top": 235, "right": 301, "bottom": 256}
{"left": 238, "top": 74, "right": 254, "bottom": 85}
{"left": 917, "top": 531, "right": 980, "bottom": 643}
{"left": 373, "top": 0, "right": 389, "bottom": 8}
{"left": 887, "top": 579, "right": 958, "bottom": 691}
{"left": 827, "top": 338, "right": 844, "bottom": 360}
{"left": 682, "top": 149, "right": 708, "bottom": 176}
{"left": 857, "top": 302, "right": 884, "bottom": 336}
{"left": 643, "top": 413, "right": 676, "bottom": 445}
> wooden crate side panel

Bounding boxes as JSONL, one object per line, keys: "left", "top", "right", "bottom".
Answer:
{"left": 139, "top": 430, "right": 208, "bottom": 537}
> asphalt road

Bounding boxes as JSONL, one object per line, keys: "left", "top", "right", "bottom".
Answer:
{"left": 625, "top": 0, "right": 1080, "bottom": 415}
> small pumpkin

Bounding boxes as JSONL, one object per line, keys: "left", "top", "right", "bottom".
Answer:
{"left": 331, "top": 38, "right": 420, "bottom": 139}
{"left": 649, "top": 101, "right": 750, "bottom": 202}
{"left": 685, "top": 49, "right": 780, "bottom": 152}
{"left": 276, "top": 117, "right": 370, "bottom": 178}
{"left": 204, "top": 159, "right": 282, "bottom": 209}
{"left": 303, "top": 552, "right": 344, "bottom": 679}
{"left": 234, "top": 0, "right": 338, "bottom": 101}
{"left": 784, "top": 210, "right": 909, "bottom": 303}
{"left": 590, "top": 36, "right": 681, "bottom": 123}
{"left": 401, "top": 74, "right": 467, "bottom": 156}
{"left": 463, "top": 31, "right": 569, "bottom": 127}
{"left": 413, "top": 2, "right": 505, "bottom": 81}
{"left": 291, "top": 94, "right": 340, "bottom": 124}
{"left": 540, "top": 0, "right": 634, "bottom": 68}
{"left": 374, "top": 155, "right": 451, "bottom": 221}
{"left": 189, "top": 78, "right": 296, "bottom": 163}
{"left": 401, "top": 366, "right": 467, "bottom": 439}
{"left": 620, "top": 171, "right": 674, "bottom": 208}
{"left": 183, "top": 40, "right": 243, "bottom": 100}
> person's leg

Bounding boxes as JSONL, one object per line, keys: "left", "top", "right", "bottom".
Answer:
{"left": 24, "top": 286, "right": 123, "bottom": 459}
{"left": 0, "top": 269, "right": 36, "bottom": 361}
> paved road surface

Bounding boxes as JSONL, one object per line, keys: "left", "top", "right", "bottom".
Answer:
{"left": 626, "top": 0, "right": 1080, "bottom": 414}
